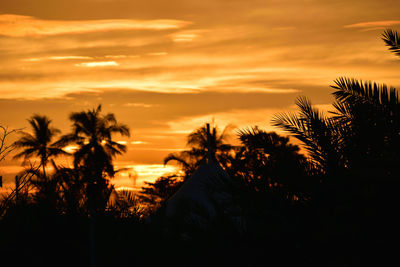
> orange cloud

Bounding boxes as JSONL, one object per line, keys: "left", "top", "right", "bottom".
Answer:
{"left": 344, "top": 20, "right": 400, "bottom": 29}
{"left": 75, "top": 61, "right": 119, "bottom": 67}
{"left": 146, "top": 52, "right": 168, "bottom": 56}
{"left": 170, "top": 30, "right": 205, "bottom": 42}
{"left": 0, "top": 14, "right": 192, "bottom": 37}
{"left": 23, "top": 56, "right": 93, "bottom": 62}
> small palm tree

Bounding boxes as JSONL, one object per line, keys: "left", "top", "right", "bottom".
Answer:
{"left": 14, "top": 115, "right": 65, "bottom": 179}
{"left": 164, "top": 123, "right": 234, "bottom": 178}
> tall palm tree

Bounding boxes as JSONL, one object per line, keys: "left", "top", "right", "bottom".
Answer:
{"left": 56, "top": 105, "right": 130, "bottom": 212}
{"left": 272, "top": 29, "right": 400, "bottom": 177}
{"left": 13, "top": 115, "right": 65, "bottom": 179}
{"left": 272, "top": 29, "right": 400, "bottom": 213}
{"left": 57, "top": 105, "right": 130, "bottom": 176}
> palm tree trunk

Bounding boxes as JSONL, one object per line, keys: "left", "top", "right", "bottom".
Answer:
{"left": 41, "top": 153, "right": 47, "bottom": 181}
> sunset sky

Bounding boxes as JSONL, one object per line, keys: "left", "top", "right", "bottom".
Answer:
{"left": 1, "top": 0, "right": 400, "bottom": 190}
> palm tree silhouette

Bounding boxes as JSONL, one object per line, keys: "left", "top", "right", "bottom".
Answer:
{"left": 55, "top": 105, "right": 130, "bottom": 267}
{"left": 56, "top": 105, "right": 130, "bottom": 212}
{"left": 272, "top": 97, "right": 343, "bottom": 176}
{"left": 272, "top": 29, "right": 400, "bottom": 178}
{"left": 14, "top": 115, "right": 65, "bottom": 180}
{"left": 164, "top": 123, "right": 234, "bottom": 178}
{"left": 234, "top": 127, "right": 310, "bottom": 198}
{"left": 57, "top": 105, "right": 129, "bottom": 175}
{"left": 330, "top": 77, "right": 400, "bottom": 172}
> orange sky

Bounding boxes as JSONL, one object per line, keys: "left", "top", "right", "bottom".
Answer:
{"left": 1, "top": 0, "right": 400, "bottom": 190}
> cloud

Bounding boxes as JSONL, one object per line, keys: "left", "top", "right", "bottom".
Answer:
{"left": 123, "top": 103, "right": 154, "bottom": 108}
{"left": 344, "top": 20, "right": 400, "bottom": 29}
{"left": 23, "top": 56, "right": 93, "bottom": 62}
{"left": 131, "top": 141, "right": 148, "bottom": 145}
{"left": 0, "top": 14, "right": 192, "bottom": 37}
{"left": 169, "top": 30, "right": 206, "bottom": 43}
{"left": 146, "top": 52, "right": 168, "bottom": 56}
{"left": 104, "top": 55, "right": 140, "bottom": 59}
{"left": 75, "top": 61, "right": 119, "bottom": 67}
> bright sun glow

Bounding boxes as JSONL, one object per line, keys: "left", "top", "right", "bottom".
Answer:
{"left": 64, "top": 145, "right": 78, "bottom": 153}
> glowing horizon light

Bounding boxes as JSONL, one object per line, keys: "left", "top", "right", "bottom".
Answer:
{"left": 123, "top": 164, "right": 180, "bottom": 181}
{"left": 111, "top": 164, "right": 181, "bottom": 189}
{"left": 115, "top": 186, "right": 136, "bottom": 191}
{"left": 64, "top": 145, "right": 78, "bottom": 153}
{"left": 117, "top": 141, "right": 128, "bottom": 145}
{"left": 75, "top": 61, "right": 119, "bottom": 67}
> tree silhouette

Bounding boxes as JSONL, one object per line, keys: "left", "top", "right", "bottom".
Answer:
{"left": 139, "top": 174, "right": 183, "bottom": 212}
{"left": 232, "top": 127, "right": 312, "bottom": 204}
{"left": 164, "top": 123, "right": 234, "bottom": 178}
{"left": 0, "top": 125, "right": 20, "bottom": 163}
{"left": 330, "top": 77, "right": 400, "bottom": 176}
{"left": 56, "top": 105, "right": 130, "bottom": 213}
{"left": 271, "top": 29, "right": 400, "bottom": 231}
{"left": 272, "top": 97, "right": 343, "bottom": 177}
{"left": 14, "top": 115, "right": 66, "bottom": 180}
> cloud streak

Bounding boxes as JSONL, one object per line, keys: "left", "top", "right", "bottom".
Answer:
{"left": 344, "top": 20, "right": 400, "bottom": 29}
{"left": 75, "top": 61, "right": 119, "bottom": 67}
{"left": 23, "top": 56, "right": 93, "bottom": 62}
{"left": 0, "top": 14, "right": 192, "bottom": 37}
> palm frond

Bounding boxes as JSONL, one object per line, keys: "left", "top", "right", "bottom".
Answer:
{"left": 382, "top": 29, "right": 400, "bottom": 57}
{"left": 53, "top": 133, "right": 82, "bottom": 147}
{"left": 272, "top": 96, "right": 342, "bottom": 172}
{"left": 332, "top": 77, "right": 399, "bottom": 107}
{"left": 164, "top": 153, "right": 191, "bottom": 168}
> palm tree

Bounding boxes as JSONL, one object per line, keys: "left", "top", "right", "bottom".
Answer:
{"left": 271, "top": 29, "right": 400, "bottom": 216}
{"left": 56, "top": 105, "right": 130, "bottom": 212}
{"left": 272, "top": 97, "right": 344, "bottom": 176}
{"left": 164, "top": 123, "right": 234, "bottom": 178}
{"left": 330, "top": 77, "right": 400, "bottom": 173}
{"left": 13, "top": 115, "right": 65, "bottom": 179}
{"left": 272, "top": 29, "right": 400, "bottom": 178}
{"left": 58, "top": 105, "right": 130, "bottom": 174}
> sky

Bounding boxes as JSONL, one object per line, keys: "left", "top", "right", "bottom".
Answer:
{"left": 1, "top": 0, "right": 400, "bottom": 190}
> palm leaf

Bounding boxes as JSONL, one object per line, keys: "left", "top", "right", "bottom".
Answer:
{"left": 382, "top": 29, "right": 400, "bottom": 57}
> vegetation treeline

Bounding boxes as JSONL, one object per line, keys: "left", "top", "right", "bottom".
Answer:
{"left": 1, "top": 29, "right": 400, "bottom": 267}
